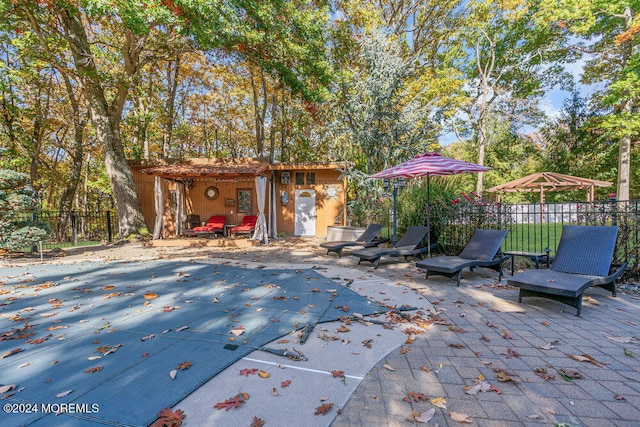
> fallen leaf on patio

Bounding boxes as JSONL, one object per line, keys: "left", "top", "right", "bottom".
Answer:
{"left": 331, "top": 370, "right": 345, "bottom": 378}
{"left": 383, "top": 364, "right": 394, "bottom": 371}
{"left": 501, "top": 329, "right": 514, "bottom": 340}
{"left": 605, "top": 335, "right": 636, "bottom": 344}
{"left": 1, "top": 348, "right": 23, "bottom": 359}
{"left": 403, "top": 391, "right": 428, "bottom": 402}
{"left": 258, "top": 370, "right": 270, "bottom": 378}
{"left": 170, "top": 369, "right": 178, "bottom": 380}
{"left": 281, "top": 379, "right": 292, "bottom": 388}
{"left": 449, "top": 343, "right": 465, "bottom": 348}
{"left": 250, "top": 416, "right": 265, "bottom": 427}
{"left": 420, "top": 365, "right": 430, "bottom": 372}
{"left": 493, "top": 368, "right": 517, "bottom": 382}
{"left": 451, "top": 412, "right": 472, "bottom": 423}
{"left": 540, "top": 341, "right": 558, "bottom": 350}
{"left": 400, "top": 348, "right": 410, "bottom": 354}
{"left": 335, "top": 325, "right": 350, "bottom": 333}
{"left": 0, "top": 384, "right": 16, "bottom": 394}
{"left": 506, "top": 348, "right": 520, "bottom": 358}
{"left": 430, "top": 397, "right": 446, "bottom": 409}
{"left": 449, "top": 326, "right": 467, "bottom": 333}
{"left": 56, "top": 390, "right": 73, "bottom": 398}
{"left": 151, "top": 408, "right": 186, "bottom": 427}
{"left": 528, "top": 414, "right": 542, "bottom": 419}
{"left": 272, "top": 387, "right": 279, "bottom": 396}
{"left": 214, "top": 393, "right": 249, "bottom": 411}
{"left": 558, "top": 369, "right": 581, "bottom": 381}
{"left": 534, "top": 367, "right": 555, "bottom": 381}
{"left": 240, "top": 368, "right": 258, "bottom": 376}
{"left": 480, "top": 335, "right": 490, "bottom": 342}
{"left": 465, "top": 381, "right": 491, "bottom": 395}
{"left": 362, "top": 339, "right": 373, "bottom": 348}
{"left": 486, "top": 321, "right": 498, "bottom": 328}
{"left": 568, "top": 354, "right": 605, "bottom": 367}
{"left": 84, "top": 366, "right": 102, "bottom": 373}
{"left": 176, "top": 361, "right": 192, "bottom": 370}
{"left": 545, "top": 407, "right": 556, "bottom": 414}
{"left": 314, "top": 403, "right": 333, "bottom": 415}
{"left": 416, "top": 408, "right": 435, "bottom": 423}
{"left": 277, "top": 339, "right": 289, "bottom": 344}
{"left": 320, "top": 396, "right": 330, "bottom": 401}
{"left": 624, "top": 348, "right": 635, "bottom": 358}
{"left": 541, "top": 320, "right": 550, "bottom": 326}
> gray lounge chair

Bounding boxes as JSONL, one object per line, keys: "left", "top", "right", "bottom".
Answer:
{"left": 320, "top": 224, "right": 387, "bottom": 257}
{"left": 352, "top": 226, "right": 435, "bottom": 268}
{"left": 416, "top": 229, "right": 508, "bottom": 286}
{"left": 508, "top": 225, "right": 626, "bottom": 316}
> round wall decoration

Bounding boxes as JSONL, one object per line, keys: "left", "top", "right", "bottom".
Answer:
{"left": 204, "top": 186, "right": 219, "bottom": 200}
{"left": 324, "top": 185, "right": 341, "bottom": 199}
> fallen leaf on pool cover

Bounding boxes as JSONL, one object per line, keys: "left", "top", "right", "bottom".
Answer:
{"left": 314, "top": 403, "right": 333, "bottom": 415}
{"left": 84, "top": 366, "right": 102, "bottom": 373}
{"left": 451, "top": 412, "right": 472, "bottom": 423}
{"left": 144, "top": 293, "right": 158, "bottom": 300}
{"left": 175, "top": 361, "right": 192, "bottom": 370}
{"left": 214, "top": 392, "right": 249, "bottom": 411}
{"left": 281, "top": 379, "right": 292, "bottom": 388}
{"left": 1, "top": 348, "right": 23, "bottom": 359}
{"left": 169, "top": 369, "right": 178, "bottom": 380}
{"left": 331, "top": 370, "right": 345, "bottom": 378}
{"left": 0, "top": 384, "right": 16, "bottom": 394}
{"left": 430, "top": 397, "right": 446, "bottom": 409}
{"left": 56, "top": 390, "right": 73, "bottom": 398}
{"left": 151, "top": 408, "right": 186, "bottom": 427}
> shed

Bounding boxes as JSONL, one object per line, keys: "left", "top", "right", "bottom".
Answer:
{"left": 130, "top": 158, "right": 347, "bottom": 240}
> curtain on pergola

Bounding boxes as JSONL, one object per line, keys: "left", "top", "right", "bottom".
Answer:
{"left": 251, "top": 176, "right": 268, "bottom": 245}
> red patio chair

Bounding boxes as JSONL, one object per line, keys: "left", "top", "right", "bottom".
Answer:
{"left": 230, "top": 215, "right": 257, "bottom": 238}
{"left": 192, "top": 215, "right": 226, "bottom": 238}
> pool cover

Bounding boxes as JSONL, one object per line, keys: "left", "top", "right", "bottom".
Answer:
{"left": 0, "top": 260, "right": 384, "bottom": 426}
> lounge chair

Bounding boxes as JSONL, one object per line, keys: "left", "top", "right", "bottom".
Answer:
{"left": 230, "top": 215, "right": 258, "bottom": 238}
{"left": 351, "top": 226, "right": 434, "bottom": 268}
{"left": 320, "top": 224, "right": 388, "bottom": 257}
{"left": 182, "top": 214, "right": 201, "bottom": 237}
{"left": 508, "top": 225, "right": 626, "bottom": 316}
{"left": 191, "top": 215, "right": 226, "bottom": 238}
{"left": 416, "top": 229, "right": 508, "bottom": 286}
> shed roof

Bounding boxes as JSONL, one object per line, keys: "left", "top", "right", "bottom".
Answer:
{"left": 138, "top": 158, "right": 269, "bottom": 179}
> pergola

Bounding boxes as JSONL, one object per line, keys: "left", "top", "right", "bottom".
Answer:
{"left": 487, "top": 172, "right": 613, "bottom": 203}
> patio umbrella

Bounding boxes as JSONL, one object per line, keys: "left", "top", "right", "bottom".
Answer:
{"left": 370, "top": 152, "right": 491, "bottom": 256}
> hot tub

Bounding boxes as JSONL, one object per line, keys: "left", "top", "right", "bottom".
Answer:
{"left": 325, "top": 226, "right": 367, "bottom": 242}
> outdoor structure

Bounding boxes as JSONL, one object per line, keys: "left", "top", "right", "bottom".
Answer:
{"left": 130, "top": 158, "right": 347, "bottom": 240}
{"left": 487, "top": 172, "right": 612, "bottom": 203}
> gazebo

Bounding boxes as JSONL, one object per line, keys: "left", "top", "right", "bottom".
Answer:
{"left": 487, "top": 172, "right": 612, "bottom": 203}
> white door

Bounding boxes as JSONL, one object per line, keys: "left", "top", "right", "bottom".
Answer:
{"left": 294, "top": 189, "right": 316, "bottom": 236}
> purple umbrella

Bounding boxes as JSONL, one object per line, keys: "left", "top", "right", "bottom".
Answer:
{"left": 371, "top": 153, "right": 491, "bottom": 255}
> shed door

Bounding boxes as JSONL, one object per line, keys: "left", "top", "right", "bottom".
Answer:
{"left": 294, "top": 190, "right": 316, "bottom": 236}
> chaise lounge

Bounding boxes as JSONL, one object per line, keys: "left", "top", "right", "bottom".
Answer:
{"left": 230, "top": 215, "right": 258, "bottom": 238}
{"left": 351, "top": 225, "right": 435, "bottom": 268}
{"left": 191, "top": 215, "right": 226, "bottom": 238}
{"left": 508, "top": 225, "right": 626, "bottom": 316}
{"left": 416, "top": 229, "right": 508, "bottom": 286}
{"left": 320, "top": 224, "right": 387, "bottom": 257}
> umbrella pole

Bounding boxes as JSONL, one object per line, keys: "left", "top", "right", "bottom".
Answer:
{"left": 427, "top": 174, "right": 431, "bottom": 258}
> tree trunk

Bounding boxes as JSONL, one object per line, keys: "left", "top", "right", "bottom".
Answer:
{"left": 163, "top": 55, "right": 181, "bottom": 158}
{"left": 60, "top": 9, "right": 147, "bottom": 237}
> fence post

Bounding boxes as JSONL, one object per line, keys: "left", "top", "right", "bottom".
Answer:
{"left": 106, "top": 211, "right": 113, "bottom": 243}
{"left": 610, "top": 197, "right": 618, "bottom": 226}
{"left": 31, "top": 211, "right": 38, "bottom": 253}
{"left": 71, "top": 212, "right": 78, "bottom": 245}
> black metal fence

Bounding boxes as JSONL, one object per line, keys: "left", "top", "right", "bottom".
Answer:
{"left": 19, "top": 210, "right": 116, "bottom": 251}
{"left": 433, "top": 199, "right": 639, "bottom": 269}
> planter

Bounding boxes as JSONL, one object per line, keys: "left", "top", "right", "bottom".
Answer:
{"left": 326, "top": 226, "right": 366, "bottom": 242}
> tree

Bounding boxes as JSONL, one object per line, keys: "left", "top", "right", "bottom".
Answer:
{"left": 0, "top": 167, "right": 49, "bottom": 250}
{"left": 536, "top": 0, "right": 640, "bottom": 200}
{"left": 452, "top": 0, "right": 567, "bottom": 194}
